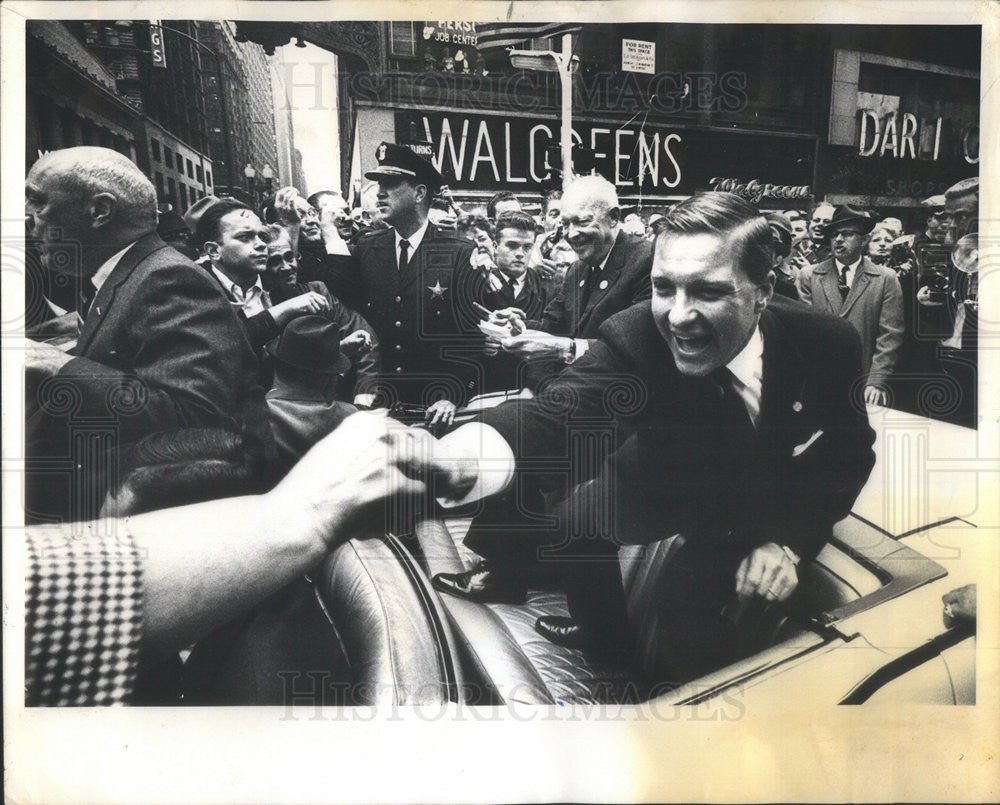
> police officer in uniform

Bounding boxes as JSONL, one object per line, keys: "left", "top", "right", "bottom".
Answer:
{"left": 321, "top": 143, "right": 479, "bottom": 428}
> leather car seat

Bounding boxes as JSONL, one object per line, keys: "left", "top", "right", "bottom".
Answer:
{"left": 313, "top": 533, "right": 466, "bottom": 705}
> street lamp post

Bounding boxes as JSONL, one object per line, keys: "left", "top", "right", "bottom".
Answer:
{"left": 509, "top": 34, "right": 577, "bottom": 191}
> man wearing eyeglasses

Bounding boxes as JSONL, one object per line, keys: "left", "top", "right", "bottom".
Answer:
{"left": 798, "top": 205, "right": 904, "bottom": 406}
{"left": 789, "top": 201, "right": 834, "bottom": 271}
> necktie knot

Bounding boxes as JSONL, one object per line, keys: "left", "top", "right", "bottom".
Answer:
{"left": 838, "top": 263, "right": 851, "bottom": 299}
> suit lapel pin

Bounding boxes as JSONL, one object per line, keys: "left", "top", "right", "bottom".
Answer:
{"left": 792, "top": 401, "right": 803, "bottom": 412}
{"left": 94, "top": 306, "right": 102, "bottom": 317}
{"left": 578, "top": 279, "right": 586, "bottom": 287}
{"left": 598, "top": 279, "right": 609, "bottom": 290}
{"left": 428, "top": 281, "right": 448, "bottom": 298}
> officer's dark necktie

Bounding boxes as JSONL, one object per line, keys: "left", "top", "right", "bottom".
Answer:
{"left": 398, "top": 239, "right": 410, "bottom": 273}
{"left": 838, "top": 263, "right": 850, "bottom": 300}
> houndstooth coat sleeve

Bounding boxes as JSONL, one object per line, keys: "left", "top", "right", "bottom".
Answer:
{"left": 26, "top": 527, "right": 143, "bottom": 706}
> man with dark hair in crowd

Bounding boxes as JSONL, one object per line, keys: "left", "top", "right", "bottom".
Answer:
{"left": 790, "top": 201, "right": 833, "bottom": 271}
{"left": 764, "top": 212, "right": 800, "bottom": 300}
{"left": 486, "top": 190, "right": 522, "bottom": 222}
{"left": 540, "top": 188, "right": 562, "bottom": 234}
{"left": 476, "top": 211, "right": 552, "bottom": 393}
{"left": 308, "top": 190, "right": 355, "bottom": 242}
{"left": 799, "top": 205, "right": 904, "bottom": 406}
{"left": 193, "top": 200, "right": 339, "bottom": 364}
{"left": 24, "top": 146, "right": 269, "bottom": 523}
{"left": 316, "top": 142, "right": 480, "bottom": 429}
{"left": 421, "top": 191, "right": 875, "bottom": 670}
{"left": 530, "top": 188, "right": 566, "bottom": 294}
{"left": 785, "top": 210, "right": 808, "bottom": 240}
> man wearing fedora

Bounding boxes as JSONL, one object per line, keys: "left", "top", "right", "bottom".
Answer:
{"left": 265, "top": 315, "right": 369, "bottom": 475}
{"left": 317, "top": 142, "right": 479, "bottom": 429}
{"left": 798, "top": 205, "right": 904, "bottom": 405}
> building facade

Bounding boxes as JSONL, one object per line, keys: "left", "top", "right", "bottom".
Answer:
{"left": 27, "top": 19, "right": 284, "bottom": 213}
{"left": 235, "top": 21, "right": 979, "bottom": 226}
{"left": 201, "top": 21, "right": 280, "bottom": 204}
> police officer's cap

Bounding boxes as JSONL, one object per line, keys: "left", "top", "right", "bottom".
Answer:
{"left": 365, "top": 142, "right": 443, "bottom": 192}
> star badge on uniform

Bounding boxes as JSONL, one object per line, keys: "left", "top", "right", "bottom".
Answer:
{"left": 428, "top": 281, "right": 448, "bottom": 298}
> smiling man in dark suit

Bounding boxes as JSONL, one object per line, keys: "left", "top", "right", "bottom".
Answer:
{"left": 420, "top": 192, "right": 876, "bottom": 661}
{"left": 24, "top": 146, "right": 267, "bottom": 523}
{"left": 489, "top": 174, "right": 652, "bottom": 377}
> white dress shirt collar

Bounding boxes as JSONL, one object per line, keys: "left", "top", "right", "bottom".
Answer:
{"left": 835, "top": 255, "right": 863, "bottom": 285}
{"left": 725, "top": 326, "right": 764, "bottom": 429}
{"left": 210, "top": 266, "right": 269, "bottom": 315}
{"left": 91, "top": 243, "right": 136, "bottom": 294}
{"left": 501, "top": 273, "right": 525, "bottom": 298}
{"left": 395, "top": 219, "right": 430, "bottom": 258}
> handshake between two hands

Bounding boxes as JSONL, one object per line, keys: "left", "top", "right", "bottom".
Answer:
{"left": 476, "top": 306, "right": 572, "bottom": 360}
{"left": 275, "top": 409, "right": 477, "bottom": 547}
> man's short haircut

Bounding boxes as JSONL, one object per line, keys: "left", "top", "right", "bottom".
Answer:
{"left": 307, "top": 190, "right": 344, "bottom": 209}
{"left": 265, "top": 223, "right": 292, "bottom": 244}
{"left": 811, "top": 201, "right": 835, "bottom": 217}
{"left": 33, "top": 146, "right": 158, "bottom": 231}
{"left": 192, "top": 199, "right": 252, "bottom": 248}
{"left": 494, "top": 211, "right": 537, "bottom": 240}
{"left": 487, "top": 191, "right": 520, "bottom": 220}
{"left": 657, "top": 192, "right": 774, "bottom": 285}
{"left": 562, "top": 175, "right": 619, "bottom": 217}
{"left": 457, "top": 213, "right": 494, "bottom": 241}
{"left": 945, "top": 176, "right": 979, "bottom": 202}
{"left": 543, "top": 189, "right": 563, "bottom": 211}
{"left": 112, "top": 428, "right": 270, "bottom": 516}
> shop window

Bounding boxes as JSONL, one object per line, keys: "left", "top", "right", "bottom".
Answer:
{"left": 389, "top": 22, "right": 417, "bottom": 58}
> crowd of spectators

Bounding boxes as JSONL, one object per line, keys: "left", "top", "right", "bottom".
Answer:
{"left": 22, "top": 143, "right": 978, "bottom": 704}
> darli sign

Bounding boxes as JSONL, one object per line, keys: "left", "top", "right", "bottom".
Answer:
{"left": 858, "top": 111, "right": 979, "bottom": 165}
